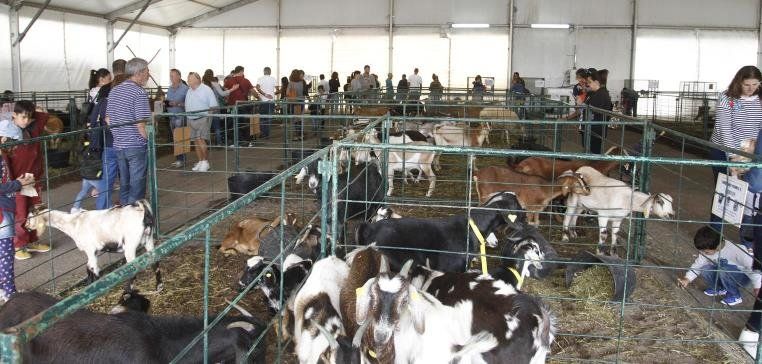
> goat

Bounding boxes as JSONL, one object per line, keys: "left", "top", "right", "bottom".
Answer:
{"left": 0, "top": 291, "right": 267, "bottom": 364}
{"left": 293, "top": 256, "right": 349, "bottom": 364}
{"left": 356, "top": 258, "right": 555, "bottom": 363}
{"left": 361, "top": 132, "right": 438, "bottom": 197}
{"left": 562, "top": 166, "right": 675, "bottom": 255}
{"left": 109, "top": 289, "right": 152, "bottom": 314}
{"left": 432, "top": 122, "right": 491, "bottom": 169}
{"left": 490, "top": 224, "right": 560, "bottom": 284}
{"left": 355, "top": 193, "right": 525, "bottom": 272}
{"left": 44, "top": 113, "right": 65, "bottom": 150}
{"left": 339, "top": 245, "right": 386, "bottom": 341}
{"left": 220, "top": 215, "right": 281, "bottom": 256}
{"left": 25, "top": 200, "right": 161, "bottom": 292}
{"left": 371, "top": 206, "right": 402, "bottom": 222}
{"left": 239, "top": 254, "right": 313, "bottom": 344}
{"left": 257, "top": 221, "right": 322, "bottom": 262}
{"left": 514, "top": 146, "right": 624, "bottom": 180}
{"left": 473, "top": 166, "right": 590, "bottom": 225}
{"left": 295, "top": 160, "right": 384, "bottom": 242}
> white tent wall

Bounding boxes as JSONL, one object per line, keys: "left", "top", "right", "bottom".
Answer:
{"left": 0, "top": 4, "right": 11, "bottom": 92}
{"left": 450, "top": 29, "right": 510, "bottom": 89}
{"left": 394, "top": 0, "right": 509, "bottom": 25}
{"left": 222, "top": 29, "right": 278, "bottom": 81}
{"left": 280, "top": 29, "right": 332, "bottom": 81}
{"left": 193, "top": 0, "right": 278, "bottom": 27}
{"left": 332, "top": 29, "right": 389, "bottom": 84}
{"left": 112, "top": 23, "right": 170, "bottom": 89}
{"left": 392, "top": 29, "right": 450, "bottom": 88}
{"left": 513, "top": 0, "right": 631, "bottom": 25}
{"left": 635, "top": 29, "right": 758, "bottom": 91}
{"left": 638, "top": 0, "right": 758, "bottom": 28}
{"left": 175, "top": 28, "right": 224, "bottom": 79}
{"left": 576, "top": 29, "right": 632, "bottom": 98}
{"left": 280, "top": 0, "right": 388, "bottom": 26}
{"left": 512, "top": 28, "right": 573, "bottom": 89}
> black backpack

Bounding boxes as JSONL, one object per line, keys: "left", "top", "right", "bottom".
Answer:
{"left": 79, "top": 146, "right": 102, "bottom": 180}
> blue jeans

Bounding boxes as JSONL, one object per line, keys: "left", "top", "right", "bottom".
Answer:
{"left": 73, "top": 179, "right": 100, "bottom": 210}
{"left": 700, "top": 259, "right": 750, "bottom": 298}
{"left": 96, "top": 147, "right": 118, "bottom": 210}
{"left": 259, "top": 102, "right": 274, "bottom": 138}
{"left": 211, "top": 117, "right": 223, "bottom": 145}
{"left": 116, "top": 146, "right": 147, "bottom": 205}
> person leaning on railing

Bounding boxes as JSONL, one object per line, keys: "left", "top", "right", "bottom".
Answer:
{"left": 581, "top": 68, "right": 612, "bottom": 154}
{"left": 708, "top": 66, "right": 762, "bottom": 236}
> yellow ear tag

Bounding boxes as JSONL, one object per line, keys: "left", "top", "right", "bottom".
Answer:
{"left": 265, "top": 273, "right": 271, "bottom": 278}
{"left": 410, "top": 290, "right": 420, "bottom": 301}
{"left": 508, "top": 214, "right": 517, "bottom": 223}
{"left": 368, "top": 350, "right": 377, "bottom": 359}
{"left": 356, "top": 286, "right": 366, "bottom": 298}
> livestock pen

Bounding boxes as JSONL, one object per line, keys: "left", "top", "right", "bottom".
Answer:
{"left": 2, "top": 99, "right": 761, "bottom": 362}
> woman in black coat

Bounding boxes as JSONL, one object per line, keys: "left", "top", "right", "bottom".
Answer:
{"left": 583, "top": 68, "right": 612, "bottom": 154}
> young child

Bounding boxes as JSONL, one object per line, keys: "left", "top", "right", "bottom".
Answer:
{"left": 678, "top": 226, "right": 762, "bottom": 306}
{"left": 0, "top": 119, "right": 34, "bottom": 300}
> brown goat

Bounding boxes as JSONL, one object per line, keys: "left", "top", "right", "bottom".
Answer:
{"left": 220, "top": 216, "right": 281, "bottom": 255}
{"left": 473, "top": 165, "right": 589, "bottom": 225}
{"left": 339, "top": 245, "right": 384, "bottom": 340}
{"left": 514, "top": 146, "right": 623, "bottom": 180}
{"left": 355, "top": 106, "right": 391, "bottom": 117}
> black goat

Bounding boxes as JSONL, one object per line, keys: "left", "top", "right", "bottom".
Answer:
{"left": 295, "top": 160, "right": 384, "bottom": 242}
{"left": 0, "top": 292, "right": 266, "bottom": 364}
{"left": 355, "top": 192, "right": 526, "bottom": 272}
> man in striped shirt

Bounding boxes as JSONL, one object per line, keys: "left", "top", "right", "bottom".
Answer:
{"left": 106, "top": 58, "right": 152, "bottom": 205}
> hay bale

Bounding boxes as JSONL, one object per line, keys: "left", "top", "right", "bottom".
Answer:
{"left": 569, "top": 266, "right": 614, "bottom": 301}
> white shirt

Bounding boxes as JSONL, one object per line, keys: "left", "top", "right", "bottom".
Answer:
{"left": 319, "top": 79, "right": 329, "bottom": 93}
{"left": 184, "top": 83, "right": 219, "bottom": 118}
{"left": 685, "top": 240, "right": 762, "bottom": 289}
{"left": 256, "top": 75, "right": 277, "bottom": 102}
{"left": 408, "top": 73, "right": 422, "bottom": 88}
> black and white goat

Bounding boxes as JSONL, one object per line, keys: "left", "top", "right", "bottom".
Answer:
{"left": 562, "top": 166, "right": 675, "bottom": 254}
{"left": 295, "top": 160, "right": 384, "bottom": 242}
{"left": 25, "top": 200, "right": 161, "bottom": 291}
{"left": 355, "top": 258, "right": 556, "bottom": 363}
{"left": 360, "top": 133, "right": 438, "bottom": 197}
{"left": 292, "top": 255, "right": 349, "bottom": 364}
{"left": 370, "top": 206, "right": 402, "bottom": 222}
{"left": 0, "top": 291, "right": 267, "bottom": 363}
{"left": 355, "top": 192, "right": 526, "bottom": 272}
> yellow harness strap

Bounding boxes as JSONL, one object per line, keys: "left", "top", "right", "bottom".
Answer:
{"left": 468, "top": 218, "right": 489, "bottom": 275}
{"left": 507, "top": 267, "right": 524, "bottom": 290}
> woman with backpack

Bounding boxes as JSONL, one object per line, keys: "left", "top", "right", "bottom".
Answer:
{"left": 85, "top": 69, "right": 116, "bottom": 211}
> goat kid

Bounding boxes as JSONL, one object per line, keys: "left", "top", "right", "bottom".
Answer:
{"left": 514, "top": 146, "right": 624, "bottom": 180}
{"left": 220, "top": 215, "right": 281, "bottom": 256}
{"left": 562, "top": 166, "right": 675, "bottom": 255}
{"left": 26, "top": 200, "right": 161, "bottom": 292}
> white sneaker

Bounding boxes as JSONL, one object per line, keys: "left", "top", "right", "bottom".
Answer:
{"left": 191, "top": 161, "right": 201, "bottom": 171}
{"left": 70, "top": 207, "right": 80, "bottom": 214}
{"left": 197, "top": 160, "right": 210, "bottom": 172}
{"left": 170, "top": 160, "right": 183, "bottom": 168}
{"left": 740, "top": 328, "right": 759, "bottom": 358}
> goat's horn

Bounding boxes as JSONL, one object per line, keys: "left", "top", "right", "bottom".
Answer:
{"left": 353, "top": 320, "right": 370, "bottom": 348}
{"left": 227, "top": 321, "right": 256, "bottom": 332}
{"left": 225, "top": 299, "right": 253, "bottom": 318}
{"left": 399, "top": 259, "right": 414, "bottom": 279}
{"left": 379, "top": 255, "right": 390, "bottom": 275}
{"left": 316, "top": 323, "right": 339, "bottom": 350}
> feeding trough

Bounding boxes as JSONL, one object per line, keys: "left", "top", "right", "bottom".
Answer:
{"left": 564, "top": 250, "right": 637, "bottom": 302}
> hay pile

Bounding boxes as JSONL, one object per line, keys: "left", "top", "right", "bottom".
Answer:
{"left": 568, "top": 266, "right": 614, "bottom": 301}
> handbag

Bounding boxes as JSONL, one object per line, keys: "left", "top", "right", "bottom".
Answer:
{"left": 79, "top": 147, "right": 103, "bottom": 180}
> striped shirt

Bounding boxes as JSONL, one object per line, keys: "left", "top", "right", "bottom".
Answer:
{"left": 711, "top": 92, "right": 762, "bottom": 150}
{"left": 106, "top": 80, "right": 151, "bottom": 149}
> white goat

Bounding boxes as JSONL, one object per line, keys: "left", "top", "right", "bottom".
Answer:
{"left": 562, "top": 166, "right": 674, "bottom": 255}
{"left": 368, "top": 133, "right": 437, "bottom": 197}
{"left": 26, "top": 200, "right": 161, "bottom": 291}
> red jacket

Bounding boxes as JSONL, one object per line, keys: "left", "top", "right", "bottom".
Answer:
{"left": 9, "top": 111, "right": 47, "bottom": 205}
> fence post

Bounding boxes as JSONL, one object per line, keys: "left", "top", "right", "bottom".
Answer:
{"left": 203, "top": 229, "right": 211, "bottom": 364}
{"left": 0, "top": 333, "right": 21, "bottom": 364}
{"left": 634, "top": 121, "right": 655, "bottom": 263}
{"left": 147, "top": 124, "right": 160, "bottom": 236}
{"left": 318, "top": 159, "right": 330, "bottom": 257}
{"left": 233, "top": 104, "right": 240, "bottom": 172}
{"left": 330, "top": 145, "right": 340, "bottom": 255}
